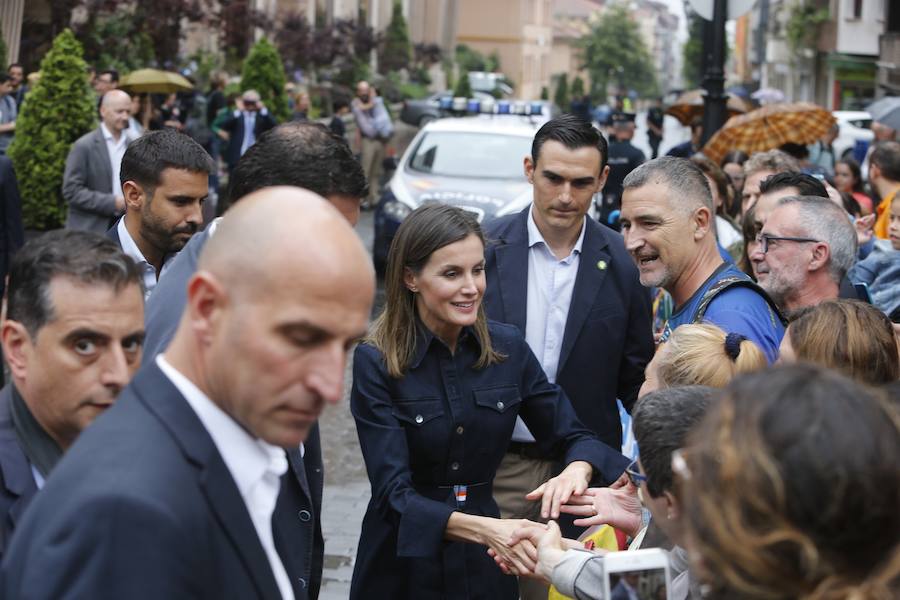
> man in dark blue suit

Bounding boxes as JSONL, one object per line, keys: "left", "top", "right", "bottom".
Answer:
{"left": 1, "top": 188, "right": 375, "bottom": 599}
{"left": 220, "top": 89, "right": 278, "bottom": 174}
{"left": 136, "top": 122, "right": 367, "bottom": 599}
{"left": 483, "top": 116, "right": 653, "bottom": 599}
{"left": 0, "top": 231, "right": 144, "bottom": 558}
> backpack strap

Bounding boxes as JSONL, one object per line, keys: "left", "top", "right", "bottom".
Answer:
{"left": 694, "top": 276, "right": 788, "bottom": 328}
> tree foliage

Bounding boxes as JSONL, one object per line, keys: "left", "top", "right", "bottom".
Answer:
{"left": 73, "top": 0, "right": 213, "bottom": 69}
{"left": 455, "top": 44, "right": 494, "bottom": 73}
{"left": 682, "top": 6, "right": 731, "bottom": 90}
{"left": 241, "top": 38, "right": 290, "bottom": 122}
{"left": 553, "top": 73, "right": 569, "bottom": 111}
{"left": 453, "top": 71, "right": 472, "bottom": 98}
{"left": 380, "top": 1, "right": 412, "bottom": 74}
{"left": 275, "top": 13, "right": 378, "bottom": 89}
{"left": 8, "top": 30, "right": 96, "bottom": 230}
{"left": 786, "top": 1, "right": 829, "bottom": 54}
{"left": 76, "top": 11, "right": 156, "bottom": 72}
{"left": 571, "top": 76, "right": 585, "bottom": 98}
{"left": 0, "top": 25, "right": 7, "bottom": 70}
{"left": 580, "top": 4, "right": 658, "bottom": 98}
{"left": 682, "top": 10, "right": 704, "bottom": 89}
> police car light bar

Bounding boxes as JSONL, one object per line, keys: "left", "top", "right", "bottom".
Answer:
{"left": 434, "top": 96, "right": 544, "bottom": 118}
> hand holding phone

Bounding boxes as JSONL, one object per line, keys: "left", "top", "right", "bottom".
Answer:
{"left": 604, "top": 548, "right": 672, "bottom": 600}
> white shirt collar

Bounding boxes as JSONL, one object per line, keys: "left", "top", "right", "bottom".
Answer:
{"left": 117, "top": 217, "right": 149, "bottom": 267}
{"left": 100, "top": 122, "right": 126, "bottom": 146}
{"left": 527, "top": 204, "right": 587, "bottom": 257}
{"left": 155, "top": 355, "right": 288, "bottom": 497}
{"left": 117, "top": 218, "right": 163, "bottom": 298}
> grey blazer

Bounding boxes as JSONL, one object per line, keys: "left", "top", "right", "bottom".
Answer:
{"left": 62, "top": 128, "right": 124, "bottom": 233}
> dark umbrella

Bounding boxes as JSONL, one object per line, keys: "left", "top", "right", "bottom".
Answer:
{"left": 866, "top": 97, "right": 900, "bottom": 131}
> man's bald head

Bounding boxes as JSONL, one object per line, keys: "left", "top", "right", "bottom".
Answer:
{"left": 100, "top": 90, "right": 132, "bottom": 135}
{"left": 172, "top": 186, "right": 374, "bottom": 447}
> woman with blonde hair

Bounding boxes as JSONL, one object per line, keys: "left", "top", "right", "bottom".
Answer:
{"left": 680, "top": 365, "right": 900, "bottom": 599}
{"left": 349, "top": 204, "right": 627, "bottom": 599}
{"left": 779, "top": 299, "right": 899, "bottom": 386}
{"left": 640, "top": 322, "right": 767, "bottom": 397}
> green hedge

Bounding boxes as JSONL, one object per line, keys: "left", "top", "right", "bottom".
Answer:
{"left": 8, "top": 30, "right": 96, "bottom": 230}
{"left": 241, "top": 38, "right": 290, "bottom": 123}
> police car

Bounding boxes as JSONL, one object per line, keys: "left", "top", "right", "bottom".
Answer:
{"left": 373, "top": 101, "right": 552, "bottom": 272}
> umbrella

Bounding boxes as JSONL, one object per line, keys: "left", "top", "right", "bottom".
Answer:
{"left": 866, "top": 97, "right": 900, "bottom": 131}
{"left": 119, "top": 69, "right": 193, "bottom": 94}
{"left": 665, "top": 89, "right": 753, "bottom": 125}
{"left": 751, "top": 87, "right": 786, "bottom": 104}
{"left": 703, "top": 102, "right": 837, "bottom": 164}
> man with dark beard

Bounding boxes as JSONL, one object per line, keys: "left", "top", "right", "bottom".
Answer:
{"left": 108, "top": 129, "right": 213, "bottom": 298}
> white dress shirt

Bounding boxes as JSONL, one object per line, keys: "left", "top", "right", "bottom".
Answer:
{"left": 511, "top": 206, "right": 586, "bottom": 443}
{"left": 117, "top": 218, "right": 164, "bottom": 299}
{"left": 100, "top": 123, "right": 128, "bottom": 198}
{"left": 156, "top": 355, "right": 295, "bottom": 600}
{"left": 240, "top": 111, "right": 257, "bottom": 156}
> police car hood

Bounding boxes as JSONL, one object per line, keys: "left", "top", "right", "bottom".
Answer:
{"left": 393, "top": 170, "right": 533, "bottom": 223}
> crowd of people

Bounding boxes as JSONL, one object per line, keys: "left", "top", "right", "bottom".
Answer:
{"left": 0, "top": 56, "right": 895, "bottom": 600}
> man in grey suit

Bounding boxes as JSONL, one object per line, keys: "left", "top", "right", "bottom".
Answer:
{"left": 63, "top": 90, "right": 132, "bottom": 233}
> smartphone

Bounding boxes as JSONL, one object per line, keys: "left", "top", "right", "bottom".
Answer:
{"left": 603, "top": 548, "right": 672, "bottom": 600}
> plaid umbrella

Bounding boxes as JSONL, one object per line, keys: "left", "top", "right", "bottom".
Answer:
{"left": 665, "top": 89, "right": 752, "bottom": 125}
{"left": 119, "top": 69, "right": 194, "bottom": 94}
{"left": 702, "top": 102, "right": 836, "bottom": 164}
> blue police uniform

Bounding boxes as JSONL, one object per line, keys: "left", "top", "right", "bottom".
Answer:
{"left": 349, "top": 321, "right": 629, "bottom": 599}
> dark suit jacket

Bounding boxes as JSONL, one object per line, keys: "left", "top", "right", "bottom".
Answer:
{"left": 105, "top": 218, "right": 121, "bottom": 245}
{"left": 0, "top": 157, "right": 24, "bottom": 299}
{"left": 484, "top": 208, "right": 654, "bottom": 449}
{"left": 221, "top": 110, "right": 277, "bottom": 168}
{"left": 62, "top": 127, "right": 127, "bottom": 234}
{"left": 0, "top": 362, "right": 321, "bottom": 599}
{"left": 141, "top": 224, "right": 325, "bottom": 597}
{"left": 0, "top": 386, "right": 38, "bottom": 561}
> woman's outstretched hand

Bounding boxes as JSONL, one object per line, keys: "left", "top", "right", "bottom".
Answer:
{"left": 525, "top": 460, "right": 593, "bottom": 519}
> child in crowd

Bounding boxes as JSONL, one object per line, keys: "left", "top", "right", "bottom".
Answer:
{"left": 849, "top": 191, "right": 900, "bottom": 318}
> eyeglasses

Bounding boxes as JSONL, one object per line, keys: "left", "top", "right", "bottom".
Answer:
{"left": 755, "top": 233, "right": 821, "bottom": 254}
{"left": 626, "top": 459, "right": 647, "bottom": 487}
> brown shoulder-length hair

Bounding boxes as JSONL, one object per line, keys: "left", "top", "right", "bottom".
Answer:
{"left": 367, "top": 204, "right": 504, "bottom": 378}
{"left": 787, "top": 299, "right": 899, "bottom": 386}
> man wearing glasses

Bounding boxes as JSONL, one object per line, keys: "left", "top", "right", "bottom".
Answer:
{"left": 620, "top": 157, "right": 784, "bottom": 362}
{"left": 751, "top": 196, "right": 858, "bottom": 314}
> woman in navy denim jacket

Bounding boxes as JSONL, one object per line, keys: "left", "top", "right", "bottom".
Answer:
{"left": 349, "top": 204, "right": 629, "bottom": 599}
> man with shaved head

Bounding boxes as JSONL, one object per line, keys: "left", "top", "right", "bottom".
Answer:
{"left": 63, "top": 89, "right": 134, "bottom": 233}
{"left": 1, "top": 188, "right": 375, "bottom": 599}
{"left": 137, "top": 121, "right": 368, "bottom": 599}
{"left": 620, "top": 157, "right": 785, "bottom": 361}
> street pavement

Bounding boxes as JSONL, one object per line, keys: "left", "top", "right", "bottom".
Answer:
{"left": 316, "top": 111, "right": 689, "bottom": 598}
{"left": 317, "top": 209, "right": 378, "bottom": 600}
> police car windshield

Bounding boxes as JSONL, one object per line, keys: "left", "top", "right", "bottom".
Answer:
{"left": 408, "top": 132, "right": 532, "bottom": 179}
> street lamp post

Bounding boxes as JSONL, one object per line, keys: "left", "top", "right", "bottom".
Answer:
{"left": 700, "top": 0, "right": 728, "bottom": 146}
